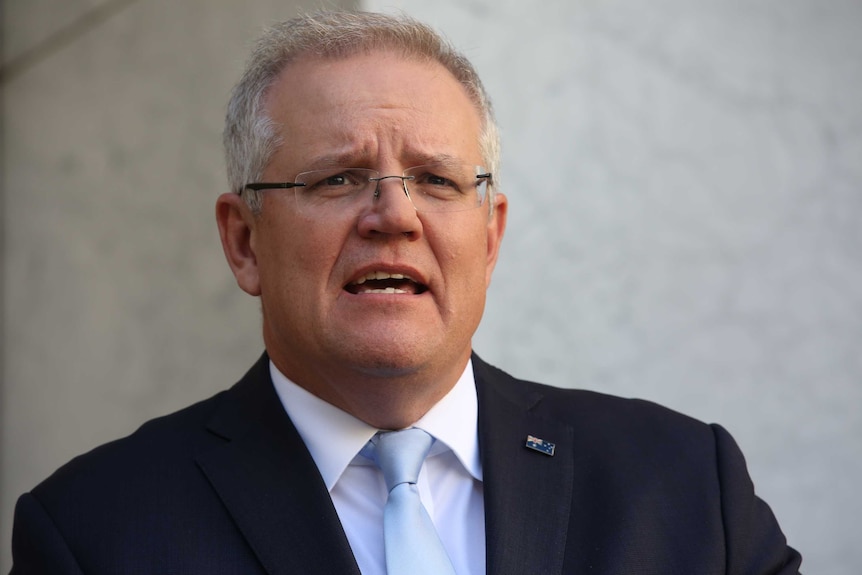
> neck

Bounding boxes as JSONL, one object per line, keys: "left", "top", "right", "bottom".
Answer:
{"left": 268, "top": 348, "right": 471, "bottom": 430}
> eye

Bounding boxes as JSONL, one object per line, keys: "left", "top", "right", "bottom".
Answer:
{"left": 295, "top": 168, "right": 375, "bottom": 204}
{"left": 423, "top": 173, "right": 457, "bottom": 188}
{"left": 405, "top": 165, "right": 470, "bottom": 207}
{"left": 315, "top": 170, "right": 362, "bottom": 188}
{"left": 324, "top": 174, "right": 347, "bottom": 186}
{"left": 411, "top": 169, "right": 462, "bottom": 191}
{"left": 302, "top": 169, "right": 368, "bottom": 190}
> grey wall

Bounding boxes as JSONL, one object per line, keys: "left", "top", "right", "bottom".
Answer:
{"left": 0, "top": 0, "right": 355, "bottom": 570}
{"left": 365, "top": 1, "right": 861, "bottom": 573}
{"left": 3, "top": 0, "right": 861, "bottom": 573}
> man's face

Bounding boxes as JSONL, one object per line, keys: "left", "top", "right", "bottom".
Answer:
{"left": 219, "top": 50, "right": 506, "bottom": 401}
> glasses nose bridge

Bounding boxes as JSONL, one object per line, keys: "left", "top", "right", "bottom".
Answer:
{"left": 369, "top": 174, "right": 413, "bottom": 200}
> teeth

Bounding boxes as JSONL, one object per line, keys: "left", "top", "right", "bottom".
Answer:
{"left": 353, "top": 271, "right": 412, "bottom": 285}
{"left": 361, "top": 287, "right": 409, "bottom": 294}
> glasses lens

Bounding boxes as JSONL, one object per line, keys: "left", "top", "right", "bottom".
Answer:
{"left": 289, "top": 164, "right": 489, "bottom": 215}
{"left": 294, "top": 168, "right": 377, "bottom": 213}
{"left": 403, "top": 164, "right": 488, "bottom": 212}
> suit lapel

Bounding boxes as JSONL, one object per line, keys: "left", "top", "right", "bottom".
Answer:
{"left": 193, "top": 353, "right": 580, "bottom": 574}
{"left": 475, "top": 356, "right": 575, "bottom": 575}
{"left": 195, "top": 354, "right": 361, "bottom": 575}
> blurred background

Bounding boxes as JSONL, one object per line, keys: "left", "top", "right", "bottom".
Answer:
{"left": 2, "top": 0, "right": 860, "bottom": 572}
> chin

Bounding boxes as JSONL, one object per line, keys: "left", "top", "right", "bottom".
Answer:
{"left": 336, "top": 336, "right": 436, "bottom": 378}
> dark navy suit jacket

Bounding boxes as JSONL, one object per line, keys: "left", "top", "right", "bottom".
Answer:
{"left": 11, "top": 353, "right": 801, "bottom": 574}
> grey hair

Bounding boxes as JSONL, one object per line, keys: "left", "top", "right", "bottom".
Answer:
{"left": 223, "top": 10, "right": 501, "bottom": 214}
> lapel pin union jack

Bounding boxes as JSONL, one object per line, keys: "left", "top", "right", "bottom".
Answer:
{"left": 525, "top": 435, "right": 555, "bottom": 456}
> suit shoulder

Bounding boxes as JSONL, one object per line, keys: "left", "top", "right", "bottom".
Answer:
{"left": 541, "top": 381, "right": 706, "bottom": 432}
{"left": 31, "top": 389, "right": 229, "bottom": 501}
{"left": 475, "top": 357, "right": 715, "bottom": 442}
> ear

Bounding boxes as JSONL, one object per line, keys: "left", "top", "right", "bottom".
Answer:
{"left": 484, "top": 192, "right": 508, "bottom": 287}
{"left": 216, "top": 193, "right": 262, "bottom": 296}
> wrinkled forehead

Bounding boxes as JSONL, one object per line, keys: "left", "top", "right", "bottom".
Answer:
{"left": 264, "top": 49, "right": 485, "bottom": 128}
{"left": 261, "top": 51, "right": 485, "bottom": 171}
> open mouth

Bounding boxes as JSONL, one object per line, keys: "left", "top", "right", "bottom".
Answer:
{"left": 345, "top": 271, "right": 429, "bottom": 295}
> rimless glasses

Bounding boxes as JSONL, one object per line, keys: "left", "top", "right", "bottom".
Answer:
{"left": 243, "top": 163, "right": 492, "bottom": 215}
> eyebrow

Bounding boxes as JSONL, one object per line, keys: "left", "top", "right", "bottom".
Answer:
{"left": 303, "top": 152, "right": 363, "bottom": 169}
{"left": 303, "top": 151, "right": 467, "bottom": 170}
{"left": 412, "top": 153, "right": 463, "bottom": 167}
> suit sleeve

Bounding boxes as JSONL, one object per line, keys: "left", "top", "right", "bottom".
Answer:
{"left": 10, "top": 493, "right": 86, "bottom": 575}
{"left": 711, "top": 424, "right": 803, "bottom": 574}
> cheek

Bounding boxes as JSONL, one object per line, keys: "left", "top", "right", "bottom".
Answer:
{"left": 257, "top": 213, "right": 352, "bottom": 298}
{"left": 436, "top": 224, "right": 491, "bottom": 290}
{"left": 255, "top": 220, "right": 308, "bottom": 285}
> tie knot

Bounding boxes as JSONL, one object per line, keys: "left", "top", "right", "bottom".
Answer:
{"left": 369, "top": 428, "right": 434, "bottom": 491}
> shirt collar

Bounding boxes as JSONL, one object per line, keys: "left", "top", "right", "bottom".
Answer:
{"left": 412, "top": 361, "right": 482, "bottom": 482}
{"left": 269, "top": 359, "right": 482, "bottom": 491}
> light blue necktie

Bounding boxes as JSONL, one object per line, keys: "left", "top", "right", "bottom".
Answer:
{"left": 367, "top": 428, "right": 457, "bottom": 575}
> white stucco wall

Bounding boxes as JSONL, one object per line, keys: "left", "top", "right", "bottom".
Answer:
{"left": 2, "top": 0, "right": 859, "bottom": 572}
{"left": 365, "top": 1, "right": 862, "bottom": 573}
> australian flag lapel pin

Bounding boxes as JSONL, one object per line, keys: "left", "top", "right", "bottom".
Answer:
{"left": 525, "top": 435, "right": 555, "bottom": 456}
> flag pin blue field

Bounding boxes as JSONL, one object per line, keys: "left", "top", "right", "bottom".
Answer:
{"left": 525, "top": 435, "right": 555, "bottom": 456}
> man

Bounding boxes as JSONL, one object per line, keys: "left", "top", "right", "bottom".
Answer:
{"left": 10, "top": 11, "right": 801, "bottom": 575}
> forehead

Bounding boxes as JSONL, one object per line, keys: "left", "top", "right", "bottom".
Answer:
{"left": 262, "top": 50, "right": 483, "bottom": 168}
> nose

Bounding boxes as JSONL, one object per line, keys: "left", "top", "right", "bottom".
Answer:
{"left": 356, "top": 175, "right": 423, "bottom": 239}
